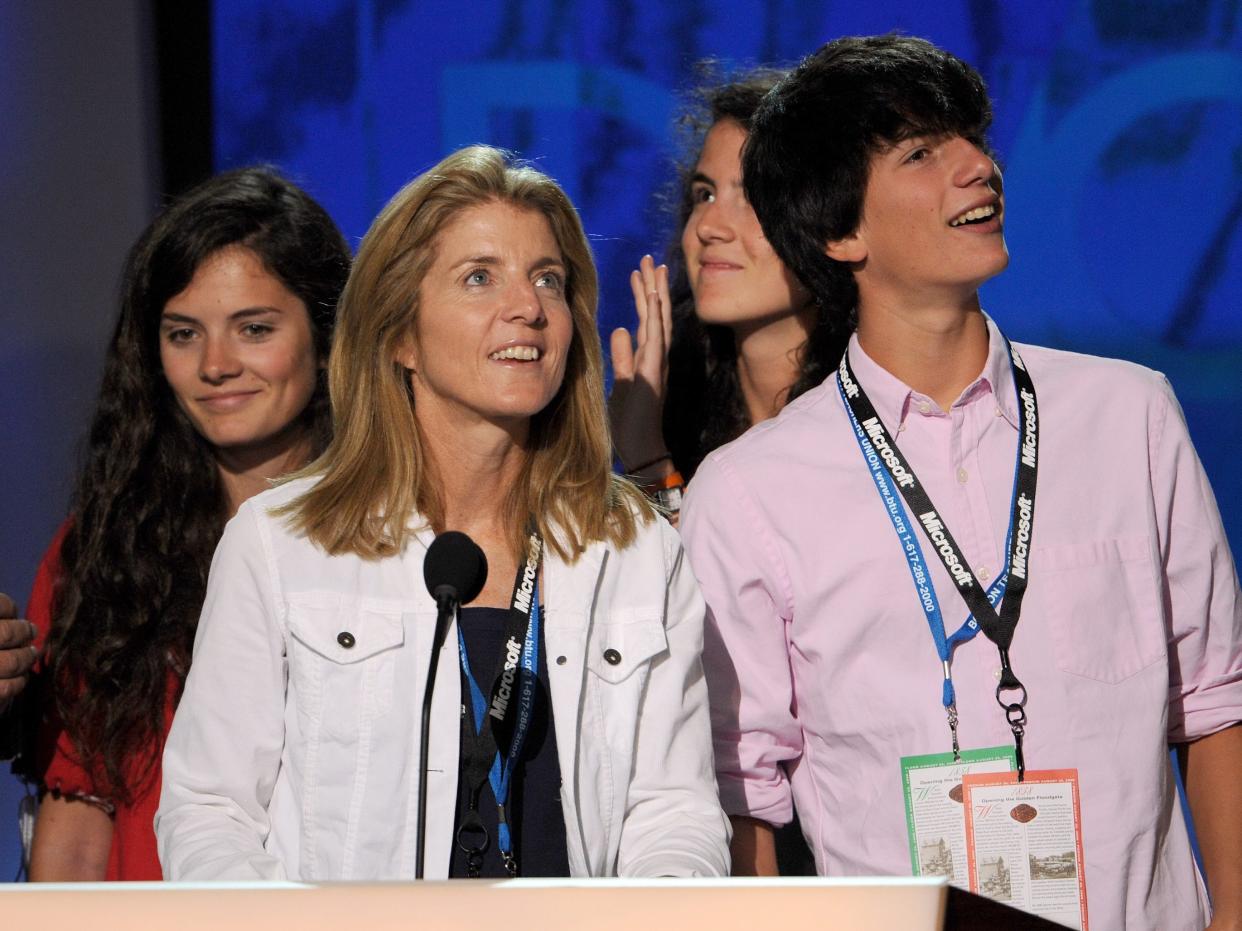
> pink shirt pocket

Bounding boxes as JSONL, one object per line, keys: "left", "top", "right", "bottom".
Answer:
{"left": 1036, "top": 535, "right": 1165, "bottom": 684}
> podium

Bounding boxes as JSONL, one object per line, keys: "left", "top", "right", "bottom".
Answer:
{"left": 3, "top": 877, "right": 946, "bottom": 930}
{"left": 1, "top": 877, "right": 1071, "bottom": 929}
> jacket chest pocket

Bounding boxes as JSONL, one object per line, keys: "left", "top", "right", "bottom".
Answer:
{"left": 287, "top": 598, "right": 407, "bottom": 742}
{"left": 585, "top": 614, "right": 668, "bottom": 750}
{"left": 1035, "top": 536, "right": 1166, "bottom": 684}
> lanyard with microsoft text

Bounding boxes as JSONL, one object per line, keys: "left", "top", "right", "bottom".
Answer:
{"left": 836, "top": 337, "right": 1039, "bottom": 780}
{"left": 456, "top": 524, "right": 543, "bottom": 876}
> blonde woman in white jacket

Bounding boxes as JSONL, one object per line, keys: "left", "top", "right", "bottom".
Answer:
{"left": 155, "top": 146, "right": 730, "bottom": 881}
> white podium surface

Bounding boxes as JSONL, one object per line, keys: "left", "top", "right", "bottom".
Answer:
{"left": 2, "top": 876, "right": 946, "bottom": 930}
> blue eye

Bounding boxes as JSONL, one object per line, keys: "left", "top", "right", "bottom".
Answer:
{"left": 466, "top": 269, "right": 489, "bottom": 286}
{"left": 535, "top": 270, "right": 564, "bottom": 292}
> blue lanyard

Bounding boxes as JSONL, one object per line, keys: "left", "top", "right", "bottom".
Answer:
{"left": 457, "top": 579, "right": 540, "bottom": 858}
{"left": 837, "top": 345, "right": 1030, "bottom": 759}
{"left": 454, "top": 526, "right": 544, "bottom": 876}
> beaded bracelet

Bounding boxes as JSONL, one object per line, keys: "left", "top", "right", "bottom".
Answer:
{"left": 644, "top": 468, "right": 685, "bottom": 492}
{"left": 643, "top": 468, "right": 686, "bottom": 513}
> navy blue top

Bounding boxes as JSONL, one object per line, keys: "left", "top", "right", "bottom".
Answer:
{"left": 449, "top": 605, "right": 570, "bottom": 878}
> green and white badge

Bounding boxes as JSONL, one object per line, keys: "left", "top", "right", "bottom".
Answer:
{"left": 901, "top": 746, "right": 1016, "bottom": 888}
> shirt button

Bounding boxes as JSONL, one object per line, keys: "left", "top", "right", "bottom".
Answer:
{"left": 603, "top": 649, "right": 622, "bottom": 665}
{"left": 918, "top": 402, "right": 932, "bottom": 415}
{"left": 977, "top": 567, "right": 991, "bottom": 581}
{"left": 555, "top": 655, "right": 567, "bottom": 666}
{"left": 994, "top": 668, "right": 1003, "bottom": 681}
{"left": 337, "top": 631, "right": 356, "bottom": 649}
{"left": 956, "top": 467, "right": 969, "bottom": 484}
{"left": 995, "top": 406, "right": 1004, "bottom": 417}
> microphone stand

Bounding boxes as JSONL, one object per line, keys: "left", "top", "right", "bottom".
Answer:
{"left": 415, "top": 589, "right": 457, "bottom": 880}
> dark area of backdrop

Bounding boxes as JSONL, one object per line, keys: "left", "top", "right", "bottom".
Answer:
{"left": 1, "top": 0, "right": 1239, "bottom": 881}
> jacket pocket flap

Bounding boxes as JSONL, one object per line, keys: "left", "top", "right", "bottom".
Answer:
{"left": 287, "top": 599, "right": 406, "bottom": 665}
{"left": 588, "top": 615, "right": 667, "bottom": 684}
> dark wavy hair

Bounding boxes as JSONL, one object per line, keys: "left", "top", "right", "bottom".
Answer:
{"left": 743, "top": 34, "right": 994, "bottom": 332}
{"left": 45, "top": 167, "right": 350, "bottom": 802}
{"left": 662, "top": 66, "right": 848, "bottom": 479}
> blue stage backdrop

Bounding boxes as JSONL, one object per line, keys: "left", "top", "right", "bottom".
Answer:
{"left": 214, "top": 0, "right": 1242, "bottom": 550}
{"left": 0, "top": 0, "right": 1236, "bottom": 887}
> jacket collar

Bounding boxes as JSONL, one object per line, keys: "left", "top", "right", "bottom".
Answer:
{"left": 404, "top": 520, "right": 608, "bottom": 620}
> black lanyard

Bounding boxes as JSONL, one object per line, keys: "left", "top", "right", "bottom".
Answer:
{"left": 456, "top": 524, "right": 543, "bottom": 876}
{"left": 838, "top": 336, "right": 1040, "bottom": 779}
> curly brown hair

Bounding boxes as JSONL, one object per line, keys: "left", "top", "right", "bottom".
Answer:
{"left": 46, "top": 167, "right": 349, "bottom": 802}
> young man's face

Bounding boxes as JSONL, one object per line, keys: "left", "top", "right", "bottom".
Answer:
{"left": 830, "top": 134, "right": 1008, "bottom": 309}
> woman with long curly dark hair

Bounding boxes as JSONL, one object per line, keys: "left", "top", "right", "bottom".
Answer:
{"left": 609, "top": 67, "right": 851, "bottom": 504}
{"left": 24, "top": 167, "right": 350, "bottom": 881}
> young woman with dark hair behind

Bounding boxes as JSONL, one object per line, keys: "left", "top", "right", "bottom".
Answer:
{"left": 609, "top": 67, "right": 850, "bottom": 498}
{"left": 608, "top": 68, "right": 846, "bottom": 875}
{"left": 24, "top": 167, "right": 350, "bottom": 881}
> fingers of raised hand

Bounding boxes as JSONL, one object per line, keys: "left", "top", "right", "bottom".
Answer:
{"left": 609, "top": 327, "right": 636, "bottom": 382}
{"left": 637, "top": 253, "right": 660, "bottom": 295}
{"left": 629, "top": 254, "right": 661, "bottom": 326}
{"left": 0, "top": 592, "right": 15, "bottom": 619}
{"left": 0, "top": 620, "right": 36, "bottom": 689}
{"left": 636, "top": 260, "right": 669, "bottom": 376}
{"left": 0, "top": 667, "right": 29, "bottom": 701}
{"left": 640, "top": 263, "right": 670, "bottom": 352}
{"left": 0, "top": 617, "right": 34, "bottom": 651}
{"left": 653, "top": 262, "right": 672, "bottom": 347}
{"left": 625, "top": 256, "right": 671, "bottom": 396}
{"left": 629, "top": 267, "right": 651, "bottom": 333}
{"left": 0, "top": 646, "right": 34, "bottom": 679}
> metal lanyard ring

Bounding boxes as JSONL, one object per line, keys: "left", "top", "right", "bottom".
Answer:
{"left": 456, "top": 809, "right": 490, "bottom": 860}
{"left": 995, "top": 678, "right": 1027, "bottom": 710}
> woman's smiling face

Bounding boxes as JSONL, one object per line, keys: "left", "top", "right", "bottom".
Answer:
{"left": 159, "top": 246, "right": 319, "bottom": 460}
{"left": 398, "top": 200, "right": 574, "bottom": 432}
{"left": 682, "top": 119, "right": 808, "bottom": 330}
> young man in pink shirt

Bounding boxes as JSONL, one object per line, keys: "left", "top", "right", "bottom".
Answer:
{"left": 682, "top": 35, "right": 1241, "bottom": 930}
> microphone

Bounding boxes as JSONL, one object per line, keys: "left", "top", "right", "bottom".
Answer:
{"left": 423, "top": 530, "right": 488, "bottom": 610}
{"left": 416, "top": 531, "right": 487, "bottom": 879}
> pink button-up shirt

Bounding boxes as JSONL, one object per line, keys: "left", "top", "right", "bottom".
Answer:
{"left": 682, "top": 318, "right": 1242, "bottom": 931}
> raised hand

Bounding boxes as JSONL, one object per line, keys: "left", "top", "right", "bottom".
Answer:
{"left": 608, "top": 254, "right": 674, "bottom": 475}
{"left": 0, "top": 592, "right": 36, "bottom": 712}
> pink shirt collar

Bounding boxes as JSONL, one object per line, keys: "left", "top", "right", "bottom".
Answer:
{"left": 845, "top": 313, "right": 1022, "bottom": 433}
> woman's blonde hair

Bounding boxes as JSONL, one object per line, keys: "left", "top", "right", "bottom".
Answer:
{"left": 281, "top": 145, "right": 652, "bottom": 561}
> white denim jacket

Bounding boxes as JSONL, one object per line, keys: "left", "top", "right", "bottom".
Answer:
{"left": 155, "top": 477, "right": 729, "bottom": 880}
